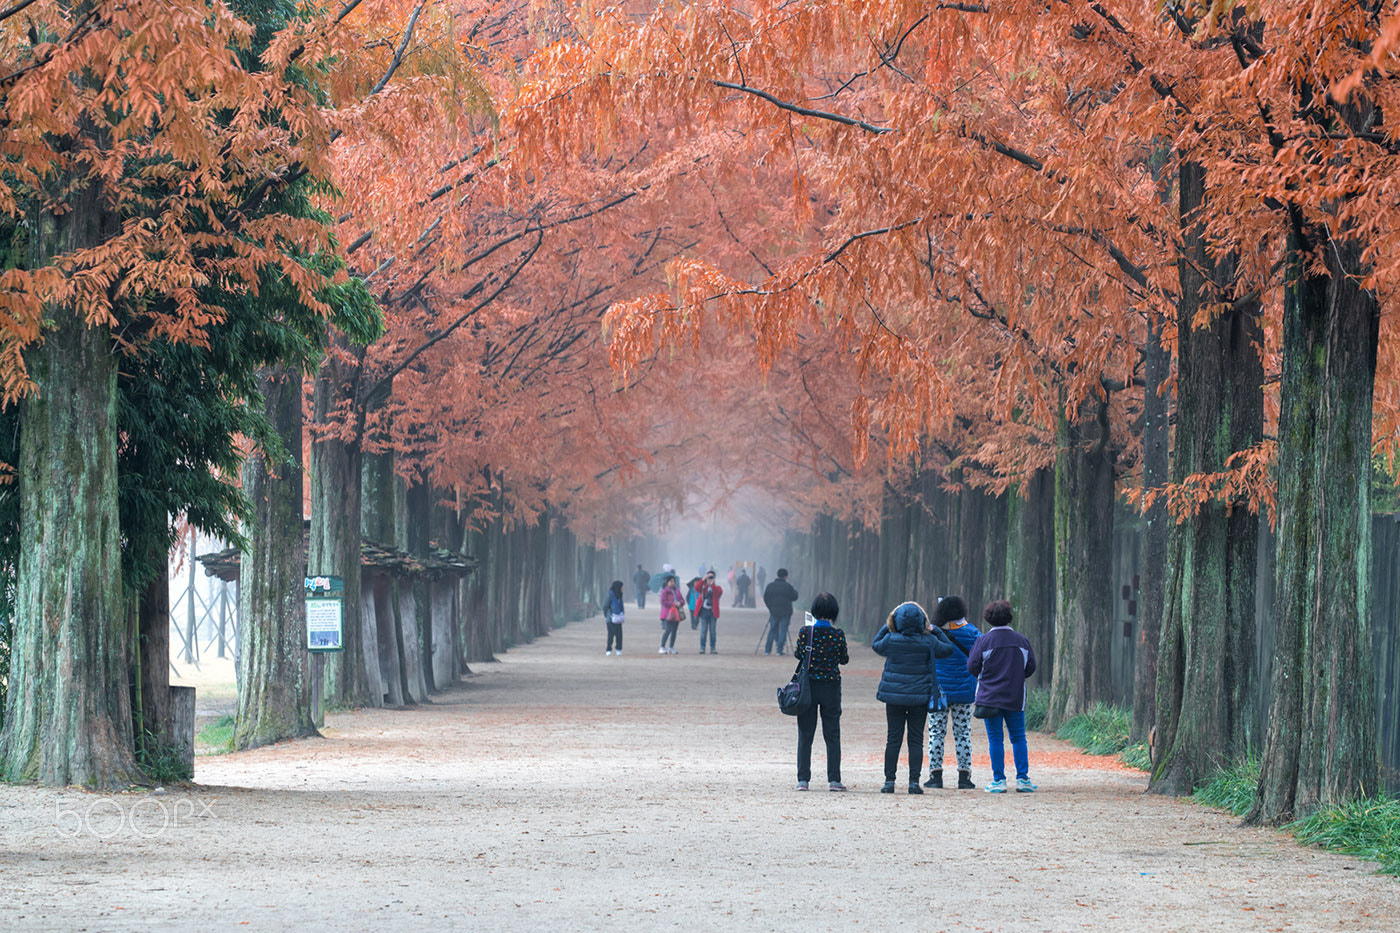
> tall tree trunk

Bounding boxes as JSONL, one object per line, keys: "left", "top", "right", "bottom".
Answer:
{"left": 1251, "top": 220, "right": 1379, "bottom": 824}
{"left": 404, "top": 482, "right": 437, "bottom": 693}
{"left": 1047, "top": 395, "right": 1115, "bottom": 730}
{"left": 1151, "top": 161, "right": 1264, "bottom": 794}
{"left": 370, "top": 572, "right": 405, "bottom": 707}
{"left": 234, "top": 366, "right": 317, "bottom": 749}
{"left": 362, "top": 446, "right": 412, "bottom": 703}
{"left": 138, "top": 558, "right": 173, "bottom": 748}
{"left": 0, "top": 184, "right": 141, "bottom": 788}
{"left": 310, "top": 340, "right": 376, "bottom": 708}
{"left": 1006, "top": 469, "right": 1056, "bottom": 687}
{"left": 1132, "top": 313, "right": 1170, "bottom": 744}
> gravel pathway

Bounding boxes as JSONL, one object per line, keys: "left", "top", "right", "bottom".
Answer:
{"left": 2, "top": 606, "right": 1397, "bottom": 931}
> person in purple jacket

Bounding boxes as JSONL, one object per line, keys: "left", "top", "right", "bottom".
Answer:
{"left": 967, "top": 599, "right": 1038, "bottom": 793}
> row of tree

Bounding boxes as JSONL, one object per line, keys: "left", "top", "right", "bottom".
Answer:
{"left": 0, "top": 0, "right": 818, "bottom": 788}
{"left": 507, "top": 0, "right": 1400, "bottom": 825}
{"left": 1, "top": 0, "right": 1396, "bottom": 835}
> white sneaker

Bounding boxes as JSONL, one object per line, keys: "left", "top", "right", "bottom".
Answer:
{"left": 615, "top": 650, "right": 621, "bottom": 656}
{"left": 659, "top": 647, "right": 667, "bottom": 654}
{"left": 668, "top": 647, "right": 677, "bottom": 654}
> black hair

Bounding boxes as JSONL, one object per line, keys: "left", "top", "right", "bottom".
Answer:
{"left": 934, "top": 595, "right": 967, "bottom": 626}
{"left": 610, "top": 580, "right": 624, "bottom": 597}
{"left": 983, "top": 599, "right": 1013, "bottom": 627}
{"left": 777, "top": 568, "right": 789, "bottom": 578}
{"left": 810, "top": 592, "right": 839, "bottom": 622}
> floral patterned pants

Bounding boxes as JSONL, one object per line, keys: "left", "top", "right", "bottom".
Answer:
{"left": 928, "top": 702, "right": 974, "bottom": 771}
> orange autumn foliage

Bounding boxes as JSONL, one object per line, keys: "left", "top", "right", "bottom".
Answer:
{"left": 500, "top": 0, "right": 1400, "bottom": 518}
{"left": 0, "top": 0, "right": 353, "bottom": 401}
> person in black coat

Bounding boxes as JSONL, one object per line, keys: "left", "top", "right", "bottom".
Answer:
{"left": 792, "top": 593, "right": 850, "bottom": 792}
{"left": 872, "top": 601, "right": 955, "bottom": 794}
{"left": 762, "top": 569, "right": 800, "bottom": 655}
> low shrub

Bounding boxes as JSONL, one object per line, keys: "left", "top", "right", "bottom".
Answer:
{"left": 137, "top": 730, "right": 192, "bottom": 783}
{"left": 1194, "top": 759, "right": 1400, "bottom": 875}
{"left": 1118, "top": 742, "right": 1152, "bottom": 771}
{"left": 1050, "top": 702, "right": 1150, "bottom": 771}
{"left": 1190, "top": 757, "right": 1260, "bottom": 817}
{"left": 1055, "top": 702, "right": 1132, "bottom": 756}
{"left": 1024, "top": 687, "right": 1050, "bottom": 732}
{"left": 1290, "top": 796, "right": 1400, "bottom": 876}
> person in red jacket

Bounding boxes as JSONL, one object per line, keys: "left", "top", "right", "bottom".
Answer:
{"left": 695, "top": 570, "right": 723, "bottom": 654}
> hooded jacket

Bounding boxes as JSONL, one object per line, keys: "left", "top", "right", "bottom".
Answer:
{"left": 872, "top": 602, "right": 955, "bottom": 707}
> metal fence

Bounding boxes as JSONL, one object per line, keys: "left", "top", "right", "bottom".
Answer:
{"left": 168, "top": 531, "right": 237, "bottom": 677}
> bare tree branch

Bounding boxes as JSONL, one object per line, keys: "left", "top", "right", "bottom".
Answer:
{"left": 715, "top": 81, "right": 893, "bottom": 134}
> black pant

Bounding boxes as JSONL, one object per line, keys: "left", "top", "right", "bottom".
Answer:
{"left": 606, "top": 622, "right": 622, "bottom": 651}
{"left": 884, "top": 704, "right": 925, "bottom": 782}
{"left": 797, "top": 680, "right": 842, "bottom": 783}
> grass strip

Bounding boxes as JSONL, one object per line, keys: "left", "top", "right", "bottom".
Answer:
{"left": 1046, "top": 700, "right": 1150, "bottom": 771}
{"left": 1191, "top": 758, "right": 1400, "bottom": 876}
{"left": 195, "top": 714, "right": 235, "bottom": 755}
{"left": 1288, "top": 797, "right": 1400, "bottom": 875}
{"left": 1190, "top": 756, "right": 1260, "bottom": 816}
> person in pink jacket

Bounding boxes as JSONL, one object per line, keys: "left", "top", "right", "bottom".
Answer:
{"left": 658, "top": 575, "right": 682, "bottom": 654}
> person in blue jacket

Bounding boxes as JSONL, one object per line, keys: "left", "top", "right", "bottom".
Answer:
{"left": 967, "top": 599, "right": 1038, "bottom": 793}
{"left": 873, "top": 601, "right": 955, "bottom": 794}
{"left": 924, "top": 595, "right": 980, "bottom": 789}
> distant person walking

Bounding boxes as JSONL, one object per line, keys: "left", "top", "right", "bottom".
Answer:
{"left": 873, "top": 601, "right": 954, "bottom": 794}
{"left": 633, "top": 564, "right": 650, "bottom": 609}
{"left": 695, "top": 570, "right": 723, "bottom": 654}
{"left": 735, "top": 567, "right": 751, "bottom": 607}
{"left": 762, "top": 569, "right": 800, "bottom": 656}
{"left": 651, "top": 563, "right": 678, "bottom": 595}
{"left": 658, "top": 575, "right": 682, "bottom": 654}
{"left": 968, "top": 600, "right": 1038, "bottom": 793}
{"left": 603, "top": 580, "right": 625, "bottom": 656}
{"left": 685, "top": 576, "right": 702, "bottom": 625}
{"left": 793, "top": 593, "right": 849, "bottom": 791}
{"left": 756, "top": 565, "right": 767, "bottom": 594}
{"left": 925, "top": 595, "right": 980, "bottom": 790}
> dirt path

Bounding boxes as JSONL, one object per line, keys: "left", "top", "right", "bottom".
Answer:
{"left": 2, "top": 607, "right": 1397, "bottom": 932}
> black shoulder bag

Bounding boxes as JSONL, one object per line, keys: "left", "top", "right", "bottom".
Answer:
{"left": 777, "top": 629, "right": 814, "bottom": 716}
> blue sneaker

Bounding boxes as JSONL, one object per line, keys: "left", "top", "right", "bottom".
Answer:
{"left": 985, "top": 779, "right": 1007, "bottom": 794}
{"left": 1016, "top": 778, "right": 1038, "bottom": 793}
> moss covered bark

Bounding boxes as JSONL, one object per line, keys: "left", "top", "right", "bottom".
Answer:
{"left": 234, "top": 366, "right": 317, "bottom": 749}
{"left": 1152, "top": 161, "right": 1263, "bottom": 794}
{"left": 1047, "top": 397, "right": 1115, "bottom": 730}
{"left": 1251, "top": 223, "right": 1379, "bottom": 824}
{"left": 0, "top": 183, "right": 142, "bottom": 788}
{"left": 310, "top": 342, "right": 376, "bottom": 708}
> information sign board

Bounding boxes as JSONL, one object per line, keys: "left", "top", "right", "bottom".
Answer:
{"left": 305, "top": 575, "right": 344, "bottom": 651}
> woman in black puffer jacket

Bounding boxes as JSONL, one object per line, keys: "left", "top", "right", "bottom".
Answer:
{"left": 873, "top": 601, "right": 955, "bottom": 794}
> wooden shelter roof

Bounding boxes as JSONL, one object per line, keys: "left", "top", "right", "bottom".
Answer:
{"left": 197, "top": 533, "right": 476, "bottom": 583}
